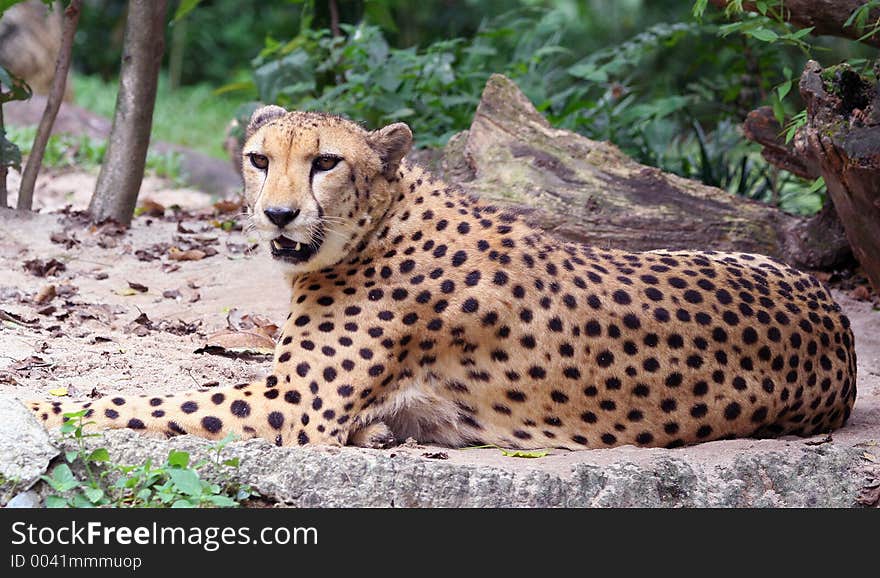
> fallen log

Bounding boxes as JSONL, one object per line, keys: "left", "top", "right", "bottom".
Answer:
{"left": 439, "top": 74, "right": 852, "bottom": 271}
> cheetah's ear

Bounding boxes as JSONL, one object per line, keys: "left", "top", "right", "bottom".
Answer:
{"left": 246, "top": 105, "right": 287, "bottom": 140}
{"left": 369, "top": 122, "right": 412, "bottom": 179}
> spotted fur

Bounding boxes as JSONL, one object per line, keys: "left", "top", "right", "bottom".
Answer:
{"left": 28, "top": 108, "right": 858, "bottom": 449}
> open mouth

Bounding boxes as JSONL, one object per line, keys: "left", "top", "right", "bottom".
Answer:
{"left": 270, "top": 232, "right": 323, "bottom": 263}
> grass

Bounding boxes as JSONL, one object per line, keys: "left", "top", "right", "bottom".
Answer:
{"left": 7, "top": 125, "right": 184, "bottom": 183}
{"left": 42, "top": 410, "right": 255, "bottom": 508}
{"left": 72, "top": 74, "right": 250, "bottom": 159}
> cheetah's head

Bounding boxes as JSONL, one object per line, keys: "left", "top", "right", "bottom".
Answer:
{"left": 241, "top": 106, "right": 412, "bottom": 275}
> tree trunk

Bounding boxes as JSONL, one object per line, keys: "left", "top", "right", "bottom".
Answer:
{"left": 741, "top": 62, "right": 880, "bottom": 290}
{"left": 88, "top": 0, "right": 168, "bottom": 226}
{"left": 709, "top": 0, "right": 880, "bottom": 48}
{"left": 800, "top": 62, "right": 880, "bottom": 290}
{"left": 438, "top": 74, "right": 852, "bottom": 271}
{"left": 15, "top": 0, "right": 82, "bottom": 211}
{"left": 0, "top": 103, "right": 7, "bottom": 208}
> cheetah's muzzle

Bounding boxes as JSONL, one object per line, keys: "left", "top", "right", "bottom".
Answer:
{"left": 270, "top": 230, "right": 323, "bottom": 264}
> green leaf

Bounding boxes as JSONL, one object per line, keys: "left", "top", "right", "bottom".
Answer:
{"left": 84, "top": 487, "right": 105, "bottom": 503}
{"left": 205, "top": 494, "right": 238, "bottom": 507}
{"left": 168, "top": 468, "right": 202, "bottom": 496}
{"left": 806, "top": 176, "right": 825, "bottom": 194}
{"left": 0, "top": 65, "right": 32, "bottom": 103}
{"left": 173, "top": 0, "right": 203, "bottom": 22}
{"left": 747, "top": 28, "right": 779, "bottom": 42}
{"left": 692, "top": 0, "right": 709, "bottom": 19}
{"left": 0, "top": 132, "right": 22, "bottom": 171}
{"left": 44, "top": 495, "right": 68, "bottom": 508}
{"left": 777, "top": 79, "right": 792, "bottom": 101}
{"left": 788, "top": 27, "right": 815, "bottom": 40}
{"left": 222, "top": 457, "right": 240, "bottom": 468}
{"left": 771, "top": 95, "right": 785, "bottom": 125}
{"left": 171, "top": 499, "right": 195, "bottom": 508}
{"left": 167, "top": 450, "right": 190, "bottom": 469}
{"left": 44, "top": 464, "right": 79, "bottom": 492}
{"left": 500, "top": 449, "right": 550, "bottom": 458}
{"left": 87, "top": 448, "right": 110, "bottom": 463}
{"left": 213, "top": 81, "right": 255, "bottom": 96}
{"left": 64, "top": 450, "right": 79, "bottom": 463}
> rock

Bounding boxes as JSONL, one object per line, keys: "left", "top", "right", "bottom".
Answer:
{"left": 439, "top": 74, "right": 851, "bottom": 271}
{"left": 64, "top": 429, "right": 871, "bottom": 507}
{"left": 6, "top": 490, "right": 43, "bottom": 508}
{"left": 0, "top": 397, "right": 59, "bottom": 494}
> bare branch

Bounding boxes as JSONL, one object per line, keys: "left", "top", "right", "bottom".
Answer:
{"left": 15, "top": 0, "right": 83, "bottom": 211}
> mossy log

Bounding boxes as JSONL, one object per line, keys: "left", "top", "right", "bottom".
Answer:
{"left": 438, "top": 74, "right": 851, "bottom": 270}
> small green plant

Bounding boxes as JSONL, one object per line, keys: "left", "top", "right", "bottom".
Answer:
{"left": 8, "top": 125, "right": 183, "bottom": 182}
{"left": 42, "top": 410, "right": 254, "bottom": 508}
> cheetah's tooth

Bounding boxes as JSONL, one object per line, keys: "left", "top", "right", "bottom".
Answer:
{"left": 272, "top": 239, "right": 281, "bottom": 250}
{"left": 294, "top": 242, "right": 302, "bottom": 251}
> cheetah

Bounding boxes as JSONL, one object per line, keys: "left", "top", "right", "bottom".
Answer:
{"left": 28, "top": 106, "right": 858, "bottom": 450}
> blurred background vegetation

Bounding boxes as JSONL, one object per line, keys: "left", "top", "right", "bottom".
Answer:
{"left": 57, "top": 0, "right": 876, "bottom": 214}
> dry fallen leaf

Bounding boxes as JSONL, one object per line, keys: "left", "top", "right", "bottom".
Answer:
{"left": 863, "top": 452, "right": 877, "bottom": 463}
{"left": 162, "top": 289, "right": 182, "bottom": 300}
{"left": 804, "top": 435, "right": 833, "bottom": 446}
{"left": 49, "top": 231, "right": 79, "bottom": 249}
{"left": 214, "top": 199, "right": 243, "bottom": 214}
{"left": 34, "top": 285, "right": 56, "bottom": 305}
{"left": 168, "top": 247, "right": 206, "bottom": 261}
{"left": 48, "top": 387, "right": 68, "bottom": 397}
{"left": 852, "top": 285, "right": 872, "bottom": 301}
{"left": 0, "top": 309, "right": 38, "bottom": 326}
{"left": 137, "top": 199, "right": 166, "bottom": 218}
{"left": 128, "top": 281, "right": 149, "bottom": 293}
{"left": 23, "top": 258, "right": 66, "bottom": 277}
{"left": 195, "top": 330, "right": 276, "bottom": 358}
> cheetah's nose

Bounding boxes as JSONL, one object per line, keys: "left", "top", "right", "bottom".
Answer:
{"left": 264, "top": 206, "right": 300, "bottom": 228}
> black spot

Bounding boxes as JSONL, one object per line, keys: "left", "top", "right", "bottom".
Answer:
{"left": 127, "top": 418, "right": 145, "bottom": 430}
{"left": 612, "top": 290, "right": 631, "bottom": 305}
{"left": 724, "top": 402, "right": 742, "bottom": 420}
{"left": 267, "top": 411, "right": 285, "bottom": 430}
{"left": 462, "top": 298, "right": 479, "bottom": 313}
{"left": 636, "top": 432, "right": 654, "bottom": 445}
{"left": 181, "top": 401, "right": 198, "bottom": 414}
{"left": 230, "top": 399, "right": 251, "bottom": 417}
{"left": 202, "top": 416, "right": 223, "bottom": 433}
{"left": 596, "top": 350, "right": 614, "bottom": 367}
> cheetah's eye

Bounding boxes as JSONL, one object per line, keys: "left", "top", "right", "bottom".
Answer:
{"left": 249, "top": 153, "right": 269, "bottom": 170}
{"left": 312, "top": 155, "right": 341, "bottom": 172}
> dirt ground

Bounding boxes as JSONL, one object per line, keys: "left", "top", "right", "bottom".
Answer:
{"left": 1, "top": 171, "right": 879, "bottom": 466}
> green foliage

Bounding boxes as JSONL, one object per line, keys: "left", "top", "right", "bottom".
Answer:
{"left": 73, "top": 74, "right": 244, "bottom": 159}
{"left": 237, "top": 4, "right": 829, "bottom": 212}
{"left": 7, "top": 125, "right": 183, "bottom": 181}
{"left": 43, "top": 410, "right": 255, "bottom": 508}
{"left": 844, "top": 1, "right": 880, "bottom": 41}
{"left": 1, "top": 66, "right": 33, "bottom": 174}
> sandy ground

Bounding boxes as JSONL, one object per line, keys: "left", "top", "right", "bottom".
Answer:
{"left": 0, "top": 172, "right": 878, "bottom": 476}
